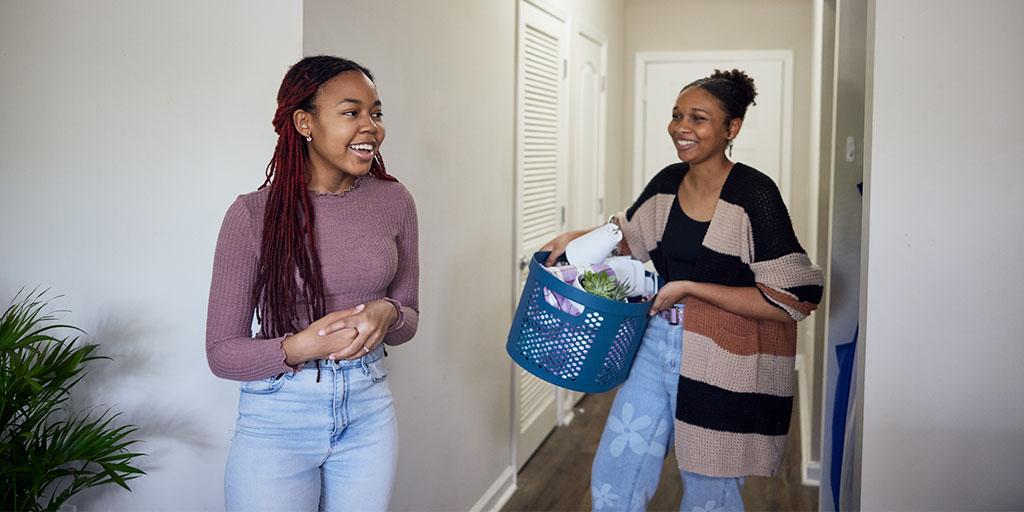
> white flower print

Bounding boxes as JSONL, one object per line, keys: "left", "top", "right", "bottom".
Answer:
{"left": 647, "top": 417, "right": 669, "bottom": 456}
{"left": 591, "top": 483, "right": 619, "bottom": 510}
{"left": 607, "top": 402, "right": 652, "bottom": 457}
{"left": 692, "top": 499, "right": 724, "bottom": 512}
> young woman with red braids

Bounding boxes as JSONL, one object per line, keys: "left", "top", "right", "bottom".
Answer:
{"left": 205, "top": 56, "right": 418, "bottom": 511}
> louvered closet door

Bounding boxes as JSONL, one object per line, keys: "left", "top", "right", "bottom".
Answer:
{"left": 514, "top": 0, "right": 568, "bottom": 469}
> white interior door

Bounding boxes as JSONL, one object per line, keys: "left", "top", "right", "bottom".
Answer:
{"left": 557, "top": 25, "right": 608, "bottom": 424}
{"left": 633, "top": 51, "right": 793, "bottom": 202}
{"left": 514, "top": 0, "right": 568, "bottom": 469}
{"left": 568, "top": 27, "right": 607, "bottom": 231}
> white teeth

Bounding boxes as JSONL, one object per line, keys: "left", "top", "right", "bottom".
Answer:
{"left": 349, "top": 143, "right": 374, "bottom": 151}
{"left": 676, "top": 139, "right": 696, "bottom": 148}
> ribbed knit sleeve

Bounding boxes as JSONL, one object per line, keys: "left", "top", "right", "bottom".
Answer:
{"left": 742, "top": 176, "right": 824, "bottom": 321}
{"left": 384, "top": 186, "right": 419, "bottom": 345}
{"left": 205, "top": 196, "right": 292, "bottom": 381}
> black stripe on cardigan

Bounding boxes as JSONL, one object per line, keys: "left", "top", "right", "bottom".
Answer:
{"left": 676, "top": 377, "right": 793, "bottom": 436}
{"left": 785, "top": 284, "right": 824, "bottom": 305}
{"left": 720, "top": 165, "right": 807, "bottom": 263}
{"left": 691, "top": 249, "right": 755, "bottom": 288}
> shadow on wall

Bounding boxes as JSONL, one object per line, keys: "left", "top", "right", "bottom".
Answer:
{"left": 61, "top": 305, "right": 219, "bottom": 507}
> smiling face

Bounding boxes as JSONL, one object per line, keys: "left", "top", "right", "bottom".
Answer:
{"left": 668, "top": 86, "right": 741, "bottom": 165}
{"left": 294, "top": 70, "right": 385, "bottom": 179}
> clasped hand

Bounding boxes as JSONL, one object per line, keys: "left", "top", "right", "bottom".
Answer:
{"left": 284, "top": 300, "right": 397, "bottom": 365}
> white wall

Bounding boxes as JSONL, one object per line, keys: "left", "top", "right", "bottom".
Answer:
{"left": 859, "top": 0, "right": 1024, "bottom": 508}
{"left": 0, "top": 0, "right": 302, "bottom": 510}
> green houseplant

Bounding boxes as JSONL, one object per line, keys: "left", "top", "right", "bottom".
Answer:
{"left": 578, "top": 270, "right": 632, "bottom": 302}
{"left": 1, "top": 290, "right": 145, "bottom": 511}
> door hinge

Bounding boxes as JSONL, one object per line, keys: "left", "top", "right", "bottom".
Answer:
{"left": 563, "top": 59, "right": 568, "bottom": 80}
{"left": 597, "top": 198, "right": 604, "bottom": 217}
{"left": 560, "top": 205, "right": 566, "bottom": 225}
{"left": 601, "top": 75, "right": 606, "bottom": 92}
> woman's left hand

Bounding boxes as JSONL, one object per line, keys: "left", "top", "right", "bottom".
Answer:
{"left": 649, "top": 280, "right": 692, "bottom": 315}
{"left": 318, "top": 300, "right": 398, "bottom": 360}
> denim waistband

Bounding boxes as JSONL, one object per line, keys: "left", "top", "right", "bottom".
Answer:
{"left": 298, "top": 344, "right": 385, "bottom": 369}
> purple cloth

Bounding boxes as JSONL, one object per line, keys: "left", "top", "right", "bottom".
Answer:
{"left": 206, "top": 177, "right": 419, "bottom": 381}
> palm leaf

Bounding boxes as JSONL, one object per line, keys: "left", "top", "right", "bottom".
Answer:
{"left": 1, "top": 290, "right": 146, "bottom": 512}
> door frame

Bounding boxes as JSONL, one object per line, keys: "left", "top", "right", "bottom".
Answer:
{"left": 632, "top": 50, "right": 795, "bottom": 204}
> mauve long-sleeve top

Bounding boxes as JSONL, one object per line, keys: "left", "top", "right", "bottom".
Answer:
{"left": 205, "top": 177, "right": 419, "bottom": 381}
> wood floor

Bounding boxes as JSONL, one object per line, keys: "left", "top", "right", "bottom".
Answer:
{"left": 502, "top": 389, "right": 818, "bottom": 511}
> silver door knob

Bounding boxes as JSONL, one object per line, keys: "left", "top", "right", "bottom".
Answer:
{"left": 519, "top": 255, "right": 530, "bottom": 272}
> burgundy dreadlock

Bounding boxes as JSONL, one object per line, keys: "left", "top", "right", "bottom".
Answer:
{"left": 253, "top": 56, "right": 397, "bottom": 340}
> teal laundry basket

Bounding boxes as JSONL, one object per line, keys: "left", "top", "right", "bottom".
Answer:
{"left": 506, "top": 252, "right": 653, "bottom": 393}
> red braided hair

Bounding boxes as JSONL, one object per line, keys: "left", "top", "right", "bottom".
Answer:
{"left": 253, "top": 56, "right": 398, "bottom": 338}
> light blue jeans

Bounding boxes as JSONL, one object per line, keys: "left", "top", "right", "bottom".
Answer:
{"left": 591, "top": 315, "right": 745, "bottom": 511}
{"left": 225, "top": 346, "right": 397, "bottom": 512}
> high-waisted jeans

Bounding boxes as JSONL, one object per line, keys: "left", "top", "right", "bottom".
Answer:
{"left": 225, "top": 346, "right": 397, "bottom": 511}
{"left": 591, "top": 315, "right": 745, "bottom": 511}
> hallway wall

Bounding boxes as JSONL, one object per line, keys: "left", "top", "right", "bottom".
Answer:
{"left": 858, "top": 0, "right": 1024, "bottom": 508}
{"left": 0, "top": 1, "right": 302, "bottom": 509}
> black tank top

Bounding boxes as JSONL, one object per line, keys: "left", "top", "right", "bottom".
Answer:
{"left": 660, "top": 197, "right": 710, "bottom": 282}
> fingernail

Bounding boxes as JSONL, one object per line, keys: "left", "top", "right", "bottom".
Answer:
{"left": 357, "top": 304, "right": 365, "bottom": 310}
{"left": 318, "top": 329, "right": 326, "bottom": 336}
{"left": 328, "top": 355, "right": 336, "bottom": 361}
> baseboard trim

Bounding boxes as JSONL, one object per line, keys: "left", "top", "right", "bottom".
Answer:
{"left": 803, "top": 460, "right": 822, "bottom": 487}
{"left": 469, "top": 465, "right": 517, "bottom": 512}
{"left": 795, "top": 354, "right": 821, "bottom": 487}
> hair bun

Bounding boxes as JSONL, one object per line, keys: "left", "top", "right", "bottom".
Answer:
{"left": 711, "top": 69, "right": 757, "bottom": 108}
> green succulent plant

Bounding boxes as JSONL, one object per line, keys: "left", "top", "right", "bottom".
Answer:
{"left": 1, "top": 289, "right": 145, "bottom": 511}
{"left": 579, "top": 270, "right": 632, "bottom": 302}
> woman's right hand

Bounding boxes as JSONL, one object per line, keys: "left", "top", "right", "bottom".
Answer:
{"left": 282, "top": 305, "right": 365, "bottom": 366}
{"left": 540, "top": 229, "right": 590, "bottom": 266}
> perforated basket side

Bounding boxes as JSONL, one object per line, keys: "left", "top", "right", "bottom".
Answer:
{"left": 514, "top": 277, "right": 609, "bottom": 381}
{"left": 594, "top": 315, "right": 645, "bottom": 386}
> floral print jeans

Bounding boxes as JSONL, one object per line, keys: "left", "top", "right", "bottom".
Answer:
{"left": 591, "top": 314, "right": 745, "bottom": 511}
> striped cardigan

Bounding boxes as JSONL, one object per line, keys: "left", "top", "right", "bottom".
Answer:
{"left": 614, "top": 162, "right": 823, "bottom": 477}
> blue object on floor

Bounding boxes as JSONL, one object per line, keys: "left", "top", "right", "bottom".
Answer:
{"left": 830, "top": 326, "right": 858, "bottom": 510}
